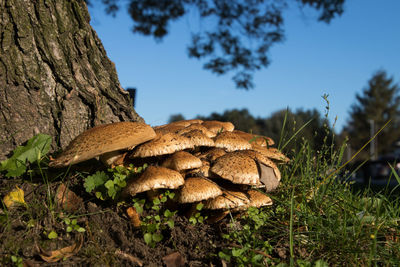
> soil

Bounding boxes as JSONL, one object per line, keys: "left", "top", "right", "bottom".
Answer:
{"left": 0, "top": 171, "right": 235, "bottom": 266}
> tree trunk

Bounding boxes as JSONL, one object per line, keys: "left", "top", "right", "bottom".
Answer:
{"left": 0, "top": 0, "right": 143, "bottom": 161}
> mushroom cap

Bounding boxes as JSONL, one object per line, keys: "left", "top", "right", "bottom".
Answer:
{"left": 131, "top": 132, "right": 194, "bottom": 158}
{"left": 204, "top": 189, "right": 250, "bottom": 210}
{"left": 214, "top": 131, "right": 252, "bottom": 152}
{"left": 232, "top": 130, "right": 275, "bottom": 147}
{"left": 154, "top": 124, "right": 185, "bottom": 135}
{"left": 201, "top": 120, "right": 235, "bottom": 134}
{"left": 199, "top": 148, "right": 227, "bottom": 162}
{"left": 161, "top": 151, "right": 202, "bottom": 171}
{"left": 154, "top": 119, "right": 204, "bottom": 132}
{"left": 178, "top": 177, "right": 222, "bottom": 203}
{"left": 177, "top": 124, "right": 216, "bottom": 138}
{"left": 210, "top": 152, "right": 261, "bottom": 185}
{"left": 234, "top": 190, "right": 273, "bottom": 211}
{"left": 125, "top": 166, "right": 184, "bottom": 196}
{"left": 182, "top": 130, "right": 215, "bottom": 147}
{"left": 251, "top": 145, "right": 290, "bottom": 163}
{"left": 49, "top": 122, "right": 156, "bottom": 168}
{"left": 235, "top": 150, "right": 281, "bottom": 182}
{"left": 186, "top": 160, "right": 211, "bottom": 178}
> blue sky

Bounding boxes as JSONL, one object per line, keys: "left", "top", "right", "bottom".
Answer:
{"left": 88, "top": 1, "right": 400, "bottom": 132}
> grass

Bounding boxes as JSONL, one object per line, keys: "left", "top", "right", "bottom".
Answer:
{"left": 1, "top": 116, "right": 400, "bottom": 265}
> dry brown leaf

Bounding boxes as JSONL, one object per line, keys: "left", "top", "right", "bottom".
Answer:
{"left": 55, "top": 183, "right": 83, "bottom": 212}
{"left": 126, "top": 206, "right": 141, "bottom": 228}
{"left": 38, "top": 234, "right": 83, "bottom": 262}
{"left": 162, "top": 251, "right": 185, "bottom": 267}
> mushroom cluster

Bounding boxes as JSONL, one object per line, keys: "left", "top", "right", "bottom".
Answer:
{"left": 50, "top": 119, "right": 289, "bottom": 221}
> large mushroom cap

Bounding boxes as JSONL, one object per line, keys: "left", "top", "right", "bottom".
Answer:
{"left": 202, "top": 120, "right": 234, "bottom": 134}
{"left": 161, "top": 151, "right": 202, "bottom": 171}
{"left": 214, "top": 131, "right": 252, "bottom": 152}
{"left": 131, "top": 132, "right": 194, "bottom": 158}
{"left": 204, "top": 189, "right": 250, "bottom": 210}
{"left": 178, "top": 177, "right": 222, "bottom": 203}
{"left": 210, "top": 152, "right": 261, "bottom": 186}
{"left": 49, "top": 122, "right": 156, "bottom": 168}
{"left": 125, "top": 166, "right": 184, "bottom": 196}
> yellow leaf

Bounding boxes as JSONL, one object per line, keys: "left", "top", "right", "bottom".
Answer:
{"left": 3, "top": 186, "right": 26, "bottom": 208}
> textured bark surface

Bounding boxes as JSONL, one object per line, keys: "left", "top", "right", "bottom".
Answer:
{"left": 0, "top": 0, "right": 143, "bottom": 160}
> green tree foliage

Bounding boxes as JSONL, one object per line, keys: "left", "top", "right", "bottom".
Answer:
{"left": 168, "top": 113, "right": 186, "bottom": 123}
{"left": 95, "top": 0, "right": 345, "bottom": 89}
{"left": 343, "top": 70, "right": 400, "bottom": 160}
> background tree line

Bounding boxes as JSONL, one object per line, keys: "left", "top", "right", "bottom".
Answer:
{"left": 170, "top": 70, "right": 400, "bottom": 161}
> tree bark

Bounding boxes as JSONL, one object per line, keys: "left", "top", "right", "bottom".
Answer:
{"left": 0, "top": 0, "right": 143, "bottom": 161}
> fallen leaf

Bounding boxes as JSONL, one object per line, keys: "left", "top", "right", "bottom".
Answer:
{"left": 55, "top": 183, "right": 83, "bottom": 212}
{"left": 126, "top": 206, "right": 141, "bottom": 228}
{"left": 37, "top": 234, "right": 83, "bottom": 262}
{"left": 162, "top": 251, "right": 185, "bottom": 267}
{"left": 3, "top": 186, "right": 26, "bottom": 209}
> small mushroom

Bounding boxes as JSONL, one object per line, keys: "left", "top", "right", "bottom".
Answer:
{"left": 204, "top": 189, "right": 250, "bottom": 210}
{"left": 124, "top": 166, "right": 184, "bottom": 196}
{"left": 182, "top": 130, "right": 215, "bottom": 147}
{"left": 214, "top": 131, "right": 252, "bottom": 152}
{"left": 234, "top": 190, "right": 273, "bottom": 211}
{"left": 49, "top": 122, "right": 156, "bottom": 168}
{"left": 177, "top": 177, "right": 222, "bottom": 203}
{"left": 251, "top": 145, "right": 290, "bottom": 163}
{"left": 161, "top": 151, "right": 202, "bottom": 172}
{"left": 201, "top": 120, "right": 234, "bottom": 134}
{"left": 131, "top": 132, "right": 194, "bottom": 158}
{"left": 199, "top": 147, "right": 227, "bottom": 162}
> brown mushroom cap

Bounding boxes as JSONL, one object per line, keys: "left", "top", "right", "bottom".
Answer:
{"left": 182, "top": 130, "right": 215, "bottom": 147}
{"left": 131, "top": 132, "right": 194, "bottom": 158}
{"left": 199, "top": 148, "right": 227, "bottom": 162}
{"left": 177, "top": 124, "right": 216, "bottom": 138}
{"left": 202, "top": 120, "right": 235, "bottom": 134}
{"left": 178, "top": 177, "right": 222, "bottom": 203}
{"left": 235, "top": 150, "right": 282, "bottom": 183}
{"left": 125, "top": 166, "right": 184, "bottom": 196}
{"left": 161, "top": 151, "right": 202, "bottom": 171}
{"left": 251, "top": 145, "right": 290, "bottom": 163}
{"left": 232, "top": 130, "right": 275, "bottom": 147}
{"left": 234, "top": 190, "right": 273, "bottom": 211}
{"left": 154, "top": 124, "right": 186, "bottom": 135}
{"left": 204, "top": 189, "right": 250, "bottom": 210}
{"left": 214, "top": 131, "right": 252, "bottom": 152}
{"left": 210, "top": 152, "right": 261, "bottom": 185}
{"left": 186, "top": 160, "right": 211, "bottom": 178}
{"left": 49, "top": 122, "right": 156, "bottom": 168}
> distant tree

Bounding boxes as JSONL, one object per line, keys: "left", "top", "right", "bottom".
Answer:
{"left": 168, "top": 113, "right": 186, "bottom": 123}
{"left": 196, "top": 107, "right": 335, "bottom": 154}
{"left": 343, "top": 70, "right": 400, "bottom": 160}
{"left": 260, "top": 108, "right": 335, "bottom": 153}
{"left": 95, "top": 0, "right": 345, "bottom": 89}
